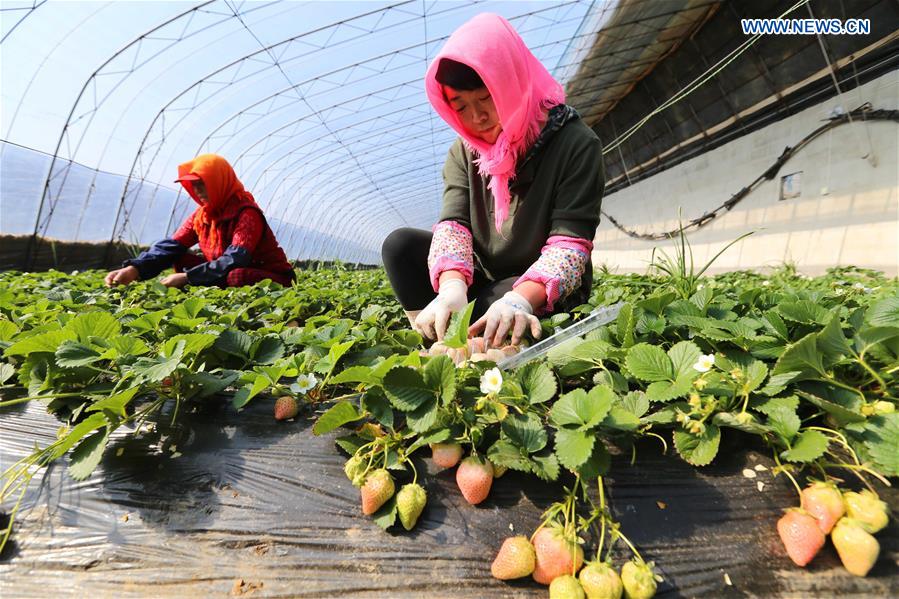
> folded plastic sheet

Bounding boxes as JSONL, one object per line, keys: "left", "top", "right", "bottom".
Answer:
{"left": 1, "top": 399, "right": 897, "bottom": 598}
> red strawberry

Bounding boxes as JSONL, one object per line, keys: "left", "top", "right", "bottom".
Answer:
{"left": 831, "top": 517, "right": 880, "bottom": 577}
{"left": 532, "top": 524, "right": 585, "bottom": 585}
{"left": 776, "top": 508, "right": 825, "bottom": 566}
{"left": 620, "top": 560, "right": 657, "bottom": 599}
{"left": 468, "top": 336, "right": 487, "bottom": 354}
{"left": 843, "top": 490, "right": 888, "bottom": 533}
{"left": 360, "top": 469, "right": 394, "bottom": 515}
{"left": 430, "top": 442, "right": 463, "bottom": 469}
{"left": 273, "top": 395, "right": 299, "bottom": 420}
{"left": 455, "top": 456, "right": 493, "bottom": 505}
{"left": 396, "top": 483, "right": 427, "bottom": 531}
{"left": 491, "top": 536, "right": 536, "bottom": 580}
{"left": 549, "top": 574, "right": 585, "bottom": 599}
{"left": 800, "top": 481, "right": 845, "bottom": 534}
{"left": 579, "top": 561, "right": 623, "bottom": 599}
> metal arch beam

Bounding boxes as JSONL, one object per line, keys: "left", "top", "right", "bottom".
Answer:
{"left": 141, "top": 0, "right": 583, "bottom": 246}
{"left": 277, "top": 156, "right": 444, "bottom": 258}
{"left": 276, "top": 156, "right": 444, "bottom": 256}
{"left": 0, "top": 0, "right": 48, "bottom": 45}
{"left": 264, "top": 132, "right": 446, "bottom": 247}
{"left": 108, "top": 0, "right": 591, "bottom": 263}
{"left": 108, "top": 0, "right": 427, "bottom": 254}
{"left": 25, "top": 0, "right": 218, "bottom": 270}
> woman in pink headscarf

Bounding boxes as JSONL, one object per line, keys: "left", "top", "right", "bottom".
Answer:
{"left": 382, "top": 13, "right": 604, "bottom": 348}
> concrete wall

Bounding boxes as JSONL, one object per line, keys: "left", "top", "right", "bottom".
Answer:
{"left": 593, "top": 71, "right": 898, "bottom": 276}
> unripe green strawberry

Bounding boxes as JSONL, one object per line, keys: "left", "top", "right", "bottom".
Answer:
{"left": 273, "top": 395, "right": 299, "bottom": 420}
{"left": 455, "top": 456, "right": 494, "bottom": 505}
{"left": 620, "top": 560, "right": 657, "bottom": 599}
{"left": 430, "top": 442, "right": 463, "bottom": 469}
{"left": 777, "top": 508, "right": 825, "bottom": 566}
{"left": 532, "top": 524, "right": 585, "bottom": 585}
{"left": 360, "top": 469, "right": 394, "bottom": 515}
{"left": 550, "top": 574, "right": 586, "bottom": 599}
{"left": 843, "top": 490, "right": 888, "bottom": 533}
{"left": 396, "top": 483, "right": 427, "bottom": 531}
{"left": 831, "top": 517, "right": 879, "bottom": 576}
{"left": 800, "top": 481, "right": 844, "bottom": 534}
{"left": 491, "top": 535, "right": 536, "bottom": 580}
{"left": 344, "top": 454, "right": 367, "bottom": 487}
{"left": 493, "top": 464, "right": 508, "bottom": 478}
{"left": 579, "top": 561, "right": 623, "bottom": 599}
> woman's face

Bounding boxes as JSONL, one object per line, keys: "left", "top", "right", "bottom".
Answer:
{"left": 444, "top": 85, "right": 501, "bottom": 144}
{"left": 192, "top": 179, "right": 208, "bottom": 203}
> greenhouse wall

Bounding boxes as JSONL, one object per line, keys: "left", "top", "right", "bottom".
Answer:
{"left": 593, "top": 71, "right": 899, "bottom": 276}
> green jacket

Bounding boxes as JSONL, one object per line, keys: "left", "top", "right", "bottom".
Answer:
{"left": 438, "top": 107, "right": 605, "bottom": 306}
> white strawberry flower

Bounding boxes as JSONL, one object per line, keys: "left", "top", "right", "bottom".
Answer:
{"left": 480, "top": 367, "right": 503, "bottom": 395}
{"left": 294, "top": 373, "right": 318, "bottom": 394}
{"left": 693, "top": 354, "right": 715, "bottom": 373}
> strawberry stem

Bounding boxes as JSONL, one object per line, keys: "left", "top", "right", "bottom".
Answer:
{"left": 772, "top": 451, "right": 803, "bottom": 500}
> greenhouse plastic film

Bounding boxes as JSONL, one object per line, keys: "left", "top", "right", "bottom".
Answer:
{"left": 2, "top": 399, "right": 896, "bottom": 598}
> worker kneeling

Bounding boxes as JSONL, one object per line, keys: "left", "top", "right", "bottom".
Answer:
{"left": 105, "top": 154, "right": 295, "bottom": 289}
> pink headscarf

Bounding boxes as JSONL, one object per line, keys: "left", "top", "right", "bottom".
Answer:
{"left": 426, "top": 13, "right": 565, "bottom": 232}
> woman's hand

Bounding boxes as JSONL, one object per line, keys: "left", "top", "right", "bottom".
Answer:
{"left": 104, "top": 265, "right": 139, "bottom": 287}
{"left": 469, "top": 291, "right": 541, "bottom": 347}
{"left": 160, "top": 273, "right": 189, "bottom": 289}
{"left": 415, "top": 278, "right": 468, "bottom": 340}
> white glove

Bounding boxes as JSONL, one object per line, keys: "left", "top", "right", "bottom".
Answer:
{"left": 415, "top": 278, "right": 468, "bottom": 340}
{"left": 470, "top": 290, "right": 541, "bottom": 348}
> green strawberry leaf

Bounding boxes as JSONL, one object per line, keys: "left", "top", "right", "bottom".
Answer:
{"left": 502, "top": 412, "right": 547, "bottom": 453}
{"left": 866, "top": 296, "right": 899, "bottom": 327}
{"left": 313, "top": 401, "right": 363, "bottom": 436}
{"left": 772, "top": 333, "right": 826, "bottom": 379}
{"left": 488, "top": 439, "right": 533, "bottom": 473}
{"left": 673, "top": 424, "right": 721, "bottom": 466}
{"left": 361, "top": 390, "right": 394, "bottom": 429}
{"left": 529, "top": 451, "right": 561, "bottom": 481}
{"left": 618, "top": 391, "right": 649, "bottom": 418}
{"left": 215, "top": 330, "right": 253, "bottom": 359}
{"left": 372, "top": 495, "right": 398, "bottom": 530}
{"left": 712, "top": 412, "right": 769, "bottom": 435}
{"left": 55, "top": 341, "right": 101, "bottom": 368}
{"left": 517, "top": 362, "right": 557, "bottom": 404}
{"left": 862, "top": 413, "right": 899, "bottom": 476}
{"left": 816, "top": 314, "right": 851, "bottom": 362}
{"left": 86, "top": 386, "right": 140, "bottom": 418}
{"left": 626, "top": 343, "right": 673, "bottom": 382}
{"left": 766, "top": 405, "right": 801, "bottom": 443}
{"left": 668, "top": 341, "right": 702, "bottom": 379}
{"left": 781, "top": 430, "right": 828, "bottom": 463}
{"left": 331, "top": 365, "right": 375, "bottom": 385}
{"left": 68, "top": 428, "right": 110, "bottom": 481}
{"left": 66, "top": 311, "right": 121, "bottom": 343}
{"left": 645, "top": 375, "right": 693, "bottom": 402}
{"left": 554, "top": 428, "right": 595, "bottom": 470}
{"left": 443, "top": 301, "right": 475, "bottom": 349}
{"left": 405, "top": 396, "right": 439, "bottom": 433}
{"left": 575, "top": 442, "right": 611, "bottom": 479}
{"left": 776, "top": 300, "right": 831, "bottom": 325}
{"left": 602, "top": 406, "right": 641, "bottom": 431}
{"left": 549, "top": 386, "right": 612, "bottom": 430}
{"left": 423, "top": 354, "right": 455, "bottom": 404}
{"left": 795, "top": 382, "right": 864, "bottom": 425}
{"left": 383, "top": 366, "right": 433, "bottom": 412}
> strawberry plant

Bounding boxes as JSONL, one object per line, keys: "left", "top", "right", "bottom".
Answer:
{"left": 0, "top": 251, "right": 896, "bottom": 593}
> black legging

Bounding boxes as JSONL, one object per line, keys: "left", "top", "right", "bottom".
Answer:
{"left": 381, "top": 228, "right": 518, "bottom": 320}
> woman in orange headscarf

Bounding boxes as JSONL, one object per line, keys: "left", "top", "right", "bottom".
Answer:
{"left": 104, "top": 154, "right": 295, "bottom": 288}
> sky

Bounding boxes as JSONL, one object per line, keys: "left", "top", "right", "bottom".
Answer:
{"left": 0, "top": 0, "right": 613, "bottom": 260}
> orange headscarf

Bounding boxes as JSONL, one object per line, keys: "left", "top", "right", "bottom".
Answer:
{"left": 176, "top": 154, "right": 259, "bottom": 257}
